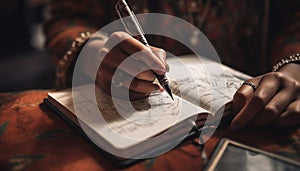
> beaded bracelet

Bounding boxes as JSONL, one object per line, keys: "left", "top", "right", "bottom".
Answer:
{"left": 272, "top": 53, "right": 300, "bottom": 72}
{"left": 56, "top": 32, "right": 92, "bottom": 87}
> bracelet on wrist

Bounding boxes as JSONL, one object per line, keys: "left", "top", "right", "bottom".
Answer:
{"left": 272, "top": 53, "right": 300, "bottom": 72}
{"left": 56, "top": 32, "right": 92, "bottom": 88}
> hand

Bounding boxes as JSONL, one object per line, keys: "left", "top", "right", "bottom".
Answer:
{"left": 95, "top": 31, "right": 168, "bottom": 100}
{"left": 231, "top": 63, "right": 300, "bottom": 130}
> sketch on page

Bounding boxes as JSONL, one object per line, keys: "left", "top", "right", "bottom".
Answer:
{"left": 69, "top": 85, "right": 205, "bottom": 148}
{"left": 166, "top": 55, "right": 251, "bottom": 114}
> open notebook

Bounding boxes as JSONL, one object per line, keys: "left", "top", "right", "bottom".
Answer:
{"left": 44, "top": 55, "right": 251, "bottom": 163}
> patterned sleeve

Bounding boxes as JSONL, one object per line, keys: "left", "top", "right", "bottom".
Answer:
{"left": 44, "top": 0, "right": 112, "bottom": 65}
{"left": 269, "top": 0, "right": 300, "bottom": 64}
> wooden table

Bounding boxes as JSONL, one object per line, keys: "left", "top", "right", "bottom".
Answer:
{"left": 0, "top": 90, "right": 299, "bottom": 171}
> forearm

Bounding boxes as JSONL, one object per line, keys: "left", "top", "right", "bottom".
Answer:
{"left": 45, "top": 22, "right": 96, "bottom": 65}
{"left": 44, "top": 0, "right": 111, "bottom": 86}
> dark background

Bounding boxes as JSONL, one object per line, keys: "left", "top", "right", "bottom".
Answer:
{"left": 0, "top": 0, "right": 55, "bottom": 92}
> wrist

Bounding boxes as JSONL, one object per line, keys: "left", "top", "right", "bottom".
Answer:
{"left": 272, "top": 53, "right": 300, "bottom": 72}
{"left": 79, "top": 36, "right": 108, "bottom": 80}
{"left": 277, "top": 63, "right": 300, "bottom": 84}
{"left": 56, "top": 32, "right": 92, "bottom": 88}
{"left": 56, "top": 31, "right": 108, "bottom": 88}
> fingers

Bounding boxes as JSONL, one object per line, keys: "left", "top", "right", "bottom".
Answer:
{"left": 250, "top": 88, "right": 296, "bottom": 127}
{"left": 231, "top": 72, "right": 300, "bottom": 130}
{"left": 98, "top": 69, "right": 161, "bottom": 93}
{"left": 96, "top": 71, "right": 161, "bottom": 100}
{"left": 112, "top": 32, "right": 167, "bottom": 75}
{"left": 231, "top": 74, "right": 280, "bottom": 130}
{"left": 97, "top": 32, "right": 169, "bottom": 99}
{"left": 106, "top": 45, "right": 167, "bottom": 82}
{"left": 274, "top": 99, "right": 300, "bottom": 127}
{"left": 115, "top": 71, "right": 161, "bottom": 93}
{"left": 101, "top": 47, "right": 156, "bottom": 82}
{"left": 101, "top": 32, "right": 167, "bottom": 75}
{"left": 232, "top": 77, "right": 261, "bottom": 115}
{"left": 114, "top": 57, "right": 156, "bottom": 82}
{"left": 232, "top": 84, "right": 255, "bottom": 115}
{"left": 128, "top": 78, "right": 162, "bottom": 94}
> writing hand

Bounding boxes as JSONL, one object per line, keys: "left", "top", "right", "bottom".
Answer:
{"left": 96, "top": 32, "right": 168, "bottom": 100}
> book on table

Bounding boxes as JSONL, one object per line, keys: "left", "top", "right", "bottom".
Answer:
{"left": 44, "top": 54, "right": 251, "bottom": 166}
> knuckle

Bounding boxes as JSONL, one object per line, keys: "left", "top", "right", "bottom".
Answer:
{"left": 159, "top": 48, "right": 166, "bottom": 54}
{"left": 136, "top": 71, "right": 155, "bottom": 81}
{"left": 296, "top": 106, "right": 300, "bottom": 113}
{"left": 270, "top": 71, "right": 284, "bottom": 80}
{"left": 281, "top": 77, "right": 300, "bottom": 92}
{"left": 264, "top": 104, "right": 280, "bottom": 116}
{"left": 133, "top": 47, "right": 151, "bottom": 59}
{"left": 99, "top": 47, "right": 110, "bottom": 57}
{"left": 294, "top": 107, "right": 300, "bottom": 114}
{"left": 136, "top": 72, "right": 146, "bottom": 80}
{"left": 233, "top": 91, "right": 248, "bottom": 102}
{"left": 288, "top": 80, "right": 299, "bottom": 90}
{"left": 110, "top": 31, "right": 129, "bottom": 41}
{"left": 110, "top": 32, "right": 122, "bottom": 40}
{"left": 158, "top": 48, "right": 166, "bottom": 57}
{"left": 252, "top": 93, "right": 266, "bottom": 105}
{"left": 294, "top": 81, "right": 300, "bottom": 92}
{"left": 136, "top": 75, "right": 144, "bottom": 80}
{"left": 136, "top": 72, "right": 146, "bottom": 79}
{"left": 142, "top": 47, "right": 153, "bottom": 54}
{"left": 289, "top": 104, "right": 300, "bottom": 113}
{"left": 282, "top": 100, "right": 300, "bottom": 118}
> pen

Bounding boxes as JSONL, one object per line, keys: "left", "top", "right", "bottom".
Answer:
{"left": 115, "top": 0, "right": 174, "bottom": 100}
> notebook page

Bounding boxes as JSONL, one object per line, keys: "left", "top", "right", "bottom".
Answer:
{"left": 167, "top": 55, "right": 251, "bottom": 115}
{"left": 49, "top": 84, "right": 206, "bottom": 150}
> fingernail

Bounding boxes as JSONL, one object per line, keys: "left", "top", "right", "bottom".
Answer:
{"left": 152, "top": 86, "right": 164, "bottom": 93}
{"left": 152, "top": 90, "right": 162, "bottom": 94}
{"left": 158, "top": 49, "right": 166, "bottom": 57}
{"left": 166, "top": 63, "right": 170, "bottom": 72}
{"left": 157, "top": 67, "right": 166, "bottom": 75}
{"left": 156, "top": 85, "right": 164, "bottom": 91}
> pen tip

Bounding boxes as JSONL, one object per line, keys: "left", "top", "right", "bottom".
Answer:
{"left": 170, "top": 94, "right": 174, "bottom": 101}
{"left": 164, "top": 85, "right": 174, "bottom": 100}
